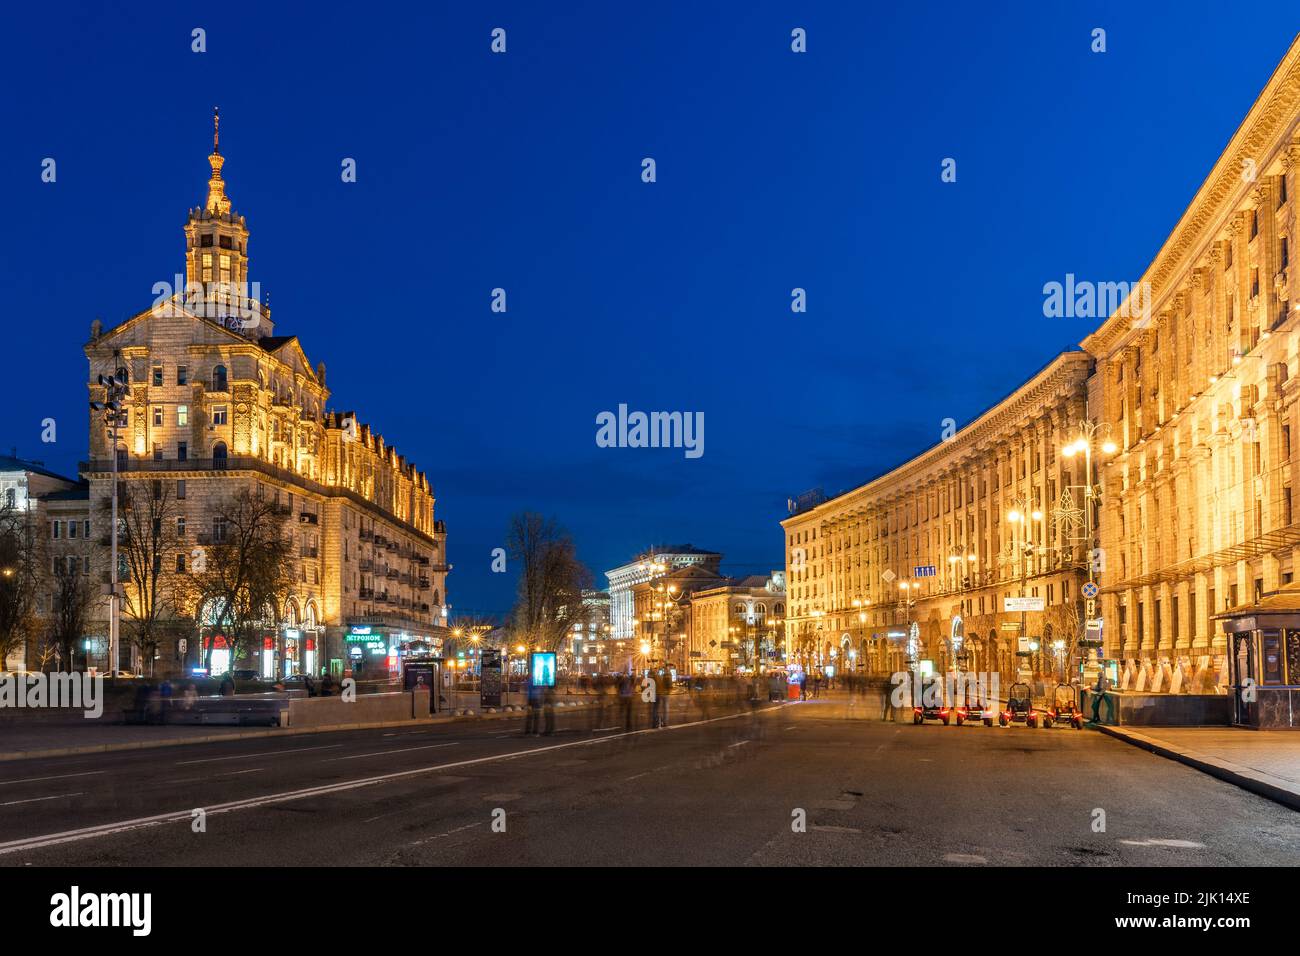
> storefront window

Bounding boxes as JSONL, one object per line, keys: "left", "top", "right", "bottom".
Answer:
{"left": 1262, "top": 629, "right": 1284, "bottom": 685}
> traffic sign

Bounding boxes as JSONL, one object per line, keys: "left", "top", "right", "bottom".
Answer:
{"left": 1081, "top": 581, "right": 1099, "bottom": 599}
{"left": 913, "top": 565, "right": 937, "bottom": 577}
{"left": 1004, "top": 596, "right": 1045, "bottom": 612}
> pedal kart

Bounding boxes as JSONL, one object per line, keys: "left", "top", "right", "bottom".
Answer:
{"left": 954, "top": 696, "right": 994, "bottom": 726}
{"left": 998, "top": 682, "right": 1040, "bottom": 727}
{"left": 1042, "top": 683, "right": 1084, "bottom": 729}
{"left": 912, "top": 702, "right": 951, "bottom": 725}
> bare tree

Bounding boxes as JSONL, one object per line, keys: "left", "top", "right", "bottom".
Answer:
{"left": 179, "top": 488, "right": 295, "bottom": 673}
{"left": 505, "top": 512, "right": 592, "bottom": 653}
{"left": 0, "top": 500, "right": 43, "bottom": 670}
{"left": 47, "top": 557, "right": 99, "bottom": 672}
{"left": 109, "top": 480, "right": 182, "bottom": 674}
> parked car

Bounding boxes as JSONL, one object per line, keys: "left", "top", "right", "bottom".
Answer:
{"left": 231, "top": 669, "right": 261, "bottom": 681}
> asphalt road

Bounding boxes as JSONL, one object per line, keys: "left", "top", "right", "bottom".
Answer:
{"left": 0, "top": 692, "right": 1297, "bottom": 866}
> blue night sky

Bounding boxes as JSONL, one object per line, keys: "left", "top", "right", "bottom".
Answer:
{"left": 2, "top": 2, "right": 1298, "bottom": 617}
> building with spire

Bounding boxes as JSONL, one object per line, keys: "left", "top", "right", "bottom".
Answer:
{"left": 80, "top": 113, "right": 450, "bottom": 678}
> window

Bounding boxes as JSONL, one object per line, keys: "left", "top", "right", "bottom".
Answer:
{"left": 177, "top": 405, "right": 189, "bottom": 426}
{"left": 3, "top": 488, "right": 13, "bottom": 508}
{"left": 200, "top": 234, "right": 213, "bottom": 247}
{"left": 152, "top": 366, "right": 163, "bottom": 386}
{"left": 213, "top": 366, "right": 227, "bottom": 392}
{"left": 153, "top": 443, "right": 163, "bottom": 461}
{"left": 176, "top": 554, "right": 186, "bottom": 573}
{"left": 83, "top": 520, "right": 90, "bottom": 537}
{"left": 1283, "top": 237, "right": 1290, "bottom": 270}
{"left": 1281, "top": 176, "right": 1289, "bottom": 205}
{"left": 202, "top": 252, "right": 213, "bottom": 281}
{"left": 177, "top": 517, "right": 186, "bottom": 538}
{"left": 153, "top": 406, "right": 163, "bottom": 427}
{"left": 177, "top": 441, "right": 187, "bottom": 462}
{"left": 212, "top": 405, "right": 228, "bottom": 426}
{"left": 213, "top": 517, "right": 229, "bottom": 544}
{"left": 1251, "top": 210, "right": 1259, "bottom": 240}
{"left": 176, "top": 479, "right": 186, "bottom": 500}
{"left": 68, "top": 520, "right": 78, "bottom": 539}
{"left": 219, "top": 235, "right": 232, "bottom": 249}
{"left": 177, "top": 366, "right": 188, "bottom": 386}
{"left": 52, "top": 520, "right": 60, "bottom": 539}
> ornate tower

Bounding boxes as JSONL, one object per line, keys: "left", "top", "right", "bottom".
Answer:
{"left": 182, "top": 109, "right": 272, "bottom": 337}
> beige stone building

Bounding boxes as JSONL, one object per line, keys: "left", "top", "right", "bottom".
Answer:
{"left": 688, "top": 573, "right": 785, "bottom": 674}
{"left": 1082, "top": 37, "right": 1300, "bottom": 702}
{"left": 81, "top": 116, "right": 449, "bottom": 678}
{"left": 781, "top": 352, "right": 1093, "bottom": 684}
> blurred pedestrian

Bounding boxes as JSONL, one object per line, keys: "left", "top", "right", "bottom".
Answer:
{"left": 655, "top": 667, "right": 672, "bottom": 728}
{"left": 619, "top": 672, "right": 635, "bottom": 731}
{"left": 638, "top": 670, "right": 657, "bottom": 728}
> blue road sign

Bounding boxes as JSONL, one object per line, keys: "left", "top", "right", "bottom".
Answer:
{"left": 914, "top": 565, "right": 937, "bottom": 577}
{"left": 1081, "top": 582, "right": 1099, "bottom": 599}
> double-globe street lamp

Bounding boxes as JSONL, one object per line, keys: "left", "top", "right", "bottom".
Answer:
{"left": 1060, "top": 421, "right": 1118, "bottom": 676}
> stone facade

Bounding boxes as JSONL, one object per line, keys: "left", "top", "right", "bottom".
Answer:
{"left": 781, "top": 352, "right": 1094, "bottom": 685}
{"left": 1081, "top": 37, "right": 1300, "bottom": 696}
{"left": 79, "top": 118, "right": 449, "bottom": 677}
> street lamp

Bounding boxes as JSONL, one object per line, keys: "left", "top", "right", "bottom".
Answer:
{"left": 1061, "top": 420, "right": 1119, "bottom": 674}
{"left": 90, "top": 368, "right": 129, "bottom": 677}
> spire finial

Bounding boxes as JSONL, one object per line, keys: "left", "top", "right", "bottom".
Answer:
{"left": 213, "top": 106, "right": 220, "bottom": 154}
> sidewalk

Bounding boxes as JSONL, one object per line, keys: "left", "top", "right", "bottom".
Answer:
{"left": 1096, "top": 724, "right": 1300, "bottom": 812}
{"left": 0, "top": 699, "right": 598, "bottom": 763}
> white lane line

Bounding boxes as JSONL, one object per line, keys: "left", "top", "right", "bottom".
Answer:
{"left": 410, "top": 821, "right": 484, "bottom": 847}
{"left": 624, "top": 772, "right": 650, "bottom": 781}
{"left": 593, "top": 726, "right": 620, "bottom": 732}
{"left": 0, "top": 793, "right": 84, "bottom": 808}
{"left": 217, "top": 768, "right": 265, "bottom": 777}
{"left": 0, "top": 771, "right": 105, "bottom": 787}
{"left": 1120, "top": 838, "right": 1207, "bottom": 849}
{"left": 0, "top": 708, "right": 775, "bottom": 856}
{"left": 322, "top": 743, "right": 459, "bottom": 762}
{"left": 813, "top": 825, "right": 862, "bottom": 834}
{"left": 175, "top": 744, "right": 343, "bottom": 766}
{"left": 727, "top": 741, "right": 750, "bottom": 749}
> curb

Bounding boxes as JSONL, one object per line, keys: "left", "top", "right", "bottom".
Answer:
{"left": 1094, "top": 724, "right": 1300, "bottom": 812}
{"left": 0, "top": 700, "right": 598, "bottom": 764}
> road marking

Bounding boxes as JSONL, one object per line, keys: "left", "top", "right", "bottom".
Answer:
{"left": 0, "top": 793, "right": 83, "bottom": 808}
{"left": 812, "top": 825, "right": 862, "bottom": 834}
{"left": 943, "top": 853, "right": 988, "bottom": 864}
{"left": 593, "top": 727, "right": 620, "bottom": 732}
{"left": 624, "top": 772, "right": 650, "bottom": 782}
{"left": 323, "top": 743, "right": 459, "bottom": 762}
{"left": 0, "top": 771, "right": 105, "bottom": 787}
{"left": 217, "top": 768, "right": 265, "bottom": 777}
{"left": 727, "top": 741, "right": 750, "bottom": 749}
{"left": 175, "top": 744, "right": 343, "bottom": 766}
{"left": 410, "top": 821, "right": 483, "bottom": 847}
{"left": 0, "top": 707, "right": 775, "bottom": 857}
{"left": 1120, "top": 838, "right": 1207, "bottom": 849}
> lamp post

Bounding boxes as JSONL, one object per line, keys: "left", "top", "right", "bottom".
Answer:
{"left": 1006, "top": 496, "right": 1044, "bottom": 677}
{"left": 1061, "top": 422, "right": 1118, "bottom": 676}
{"left": 90, "top": 368, "right": 129, "bottom": 677}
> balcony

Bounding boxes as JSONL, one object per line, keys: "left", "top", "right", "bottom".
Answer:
{"left": 299, "top": 512, "right": 318, "bottom": 525}
{"left": 359, "top": 587, "right": 374, "bottom": 599}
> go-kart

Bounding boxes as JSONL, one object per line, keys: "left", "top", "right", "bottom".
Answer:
{"left": 1043, "top": 683, "right": 1084, "bottom": 729}
{"left": 998, "top": 682, "right": 1041, "bottom": 727}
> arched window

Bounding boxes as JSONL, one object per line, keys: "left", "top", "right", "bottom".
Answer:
{"left": 213, "top": 365, "right": 228, "bottom": 392}
{"left": 212, "top": 441, "right": 228, "bottom": 469}
{"left": 304, "top": 602, "right": 318, "bottom": 630}
{"left": 284, "top": 599, "right": 300, "bottom": 627}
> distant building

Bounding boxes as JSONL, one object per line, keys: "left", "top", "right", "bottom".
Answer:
{"left": 0, "top": 455, "right": 86, "bottom": 671}
{"left": 567, "top": 589, "right": 611, "bottom": 676}
{"left": 605, "top": 545, "right": 722, "bottom": 641}
{"left": 688, "top": 572, "right": 786, "bottom": 674}
{"left": 630, "top": 563, "right": 727, "bottom": 672}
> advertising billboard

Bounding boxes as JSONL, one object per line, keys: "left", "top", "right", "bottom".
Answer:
{"left": 530, "top": 651, "right": 557, "bottom": 687}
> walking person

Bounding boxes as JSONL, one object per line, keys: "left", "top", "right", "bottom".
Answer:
{"left": 881, "top": 676, "right": 896, "bottom": 722}
{"left": 1090, "top": 667, "right": 1110, "bottom": 724}
{"left": 638, "top": 670, "right": 658, "bottom": 728}
{"left": 619, "top": 672, "right": 635, "bottom": 731}
{"left": 523, "top": 676, "right": 543, "bottom": 736}
{"left": 655, "top": 666, "right": 672, "bottom": 728}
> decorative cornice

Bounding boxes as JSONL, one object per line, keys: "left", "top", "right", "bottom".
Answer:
{"left": 1082, "top": 35, "right": 1300, "bottom": 358}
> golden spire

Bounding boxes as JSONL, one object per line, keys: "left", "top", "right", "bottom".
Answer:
{"left": 206, "top": 106, "right": 231, "bottom": 216}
